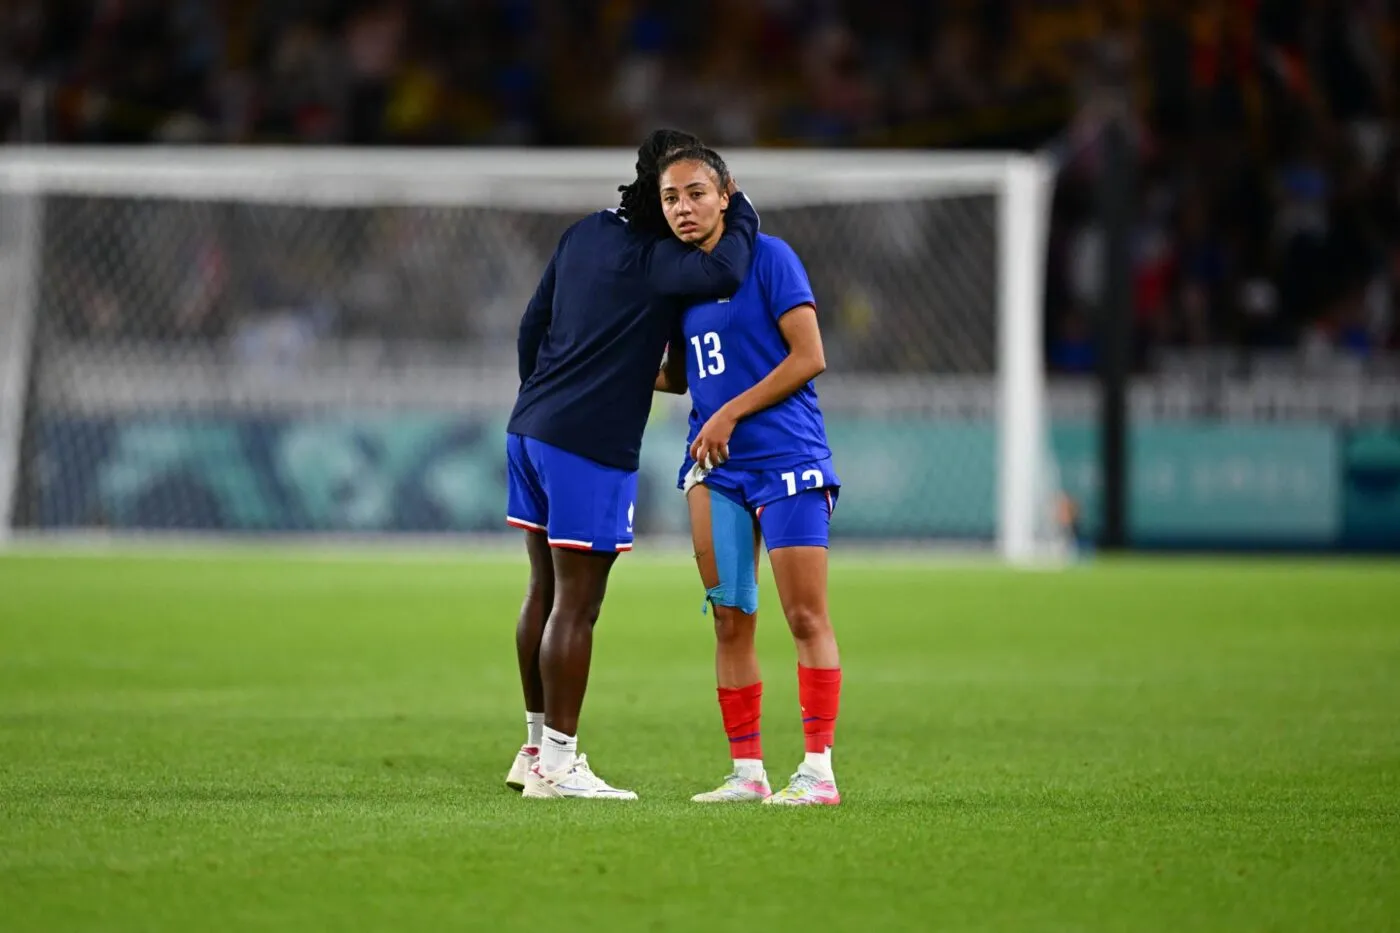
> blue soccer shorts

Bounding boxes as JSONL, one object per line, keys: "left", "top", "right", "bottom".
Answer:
{"left": 677, "top": 456, "right": 840, "bottom": 550}
{"left": 506, "top": 433, "right": 637, "bottom": 552}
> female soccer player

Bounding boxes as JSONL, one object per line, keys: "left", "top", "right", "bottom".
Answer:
{"left": 505, "top": 131, "right": 758, "bottom": 800}
{"left": 654, "top": 147, "right": 844, "bottom": 806}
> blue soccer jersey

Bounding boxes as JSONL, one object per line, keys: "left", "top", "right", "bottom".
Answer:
{"left": 680, "top": 234, "right": 831, "bottom": 471}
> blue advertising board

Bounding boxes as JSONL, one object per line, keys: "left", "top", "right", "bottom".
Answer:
{"left": 29, "top": 413, "right": 1396, "bottom": 550}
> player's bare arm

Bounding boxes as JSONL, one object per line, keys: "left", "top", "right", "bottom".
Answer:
{"left": 655, "top": 340, "right": 688, "bottom": 395}
{"left": 689, "top": 305, "right": 825, "bottom": 467}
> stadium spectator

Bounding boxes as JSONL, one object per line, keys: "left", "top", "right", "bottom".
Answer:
{"left": 4, "top": 0, "right": 1397, "bottom": 371}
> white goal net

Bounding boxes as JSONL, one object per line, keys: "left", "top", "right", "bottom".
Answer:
{"left": 0, "top": 148, "right": 1062, "bottom": 562}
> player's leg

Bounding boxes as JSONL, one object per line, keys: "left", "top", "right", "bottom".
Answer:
{"left": 760, "top": 488, "right": 843, "bottom": 806}
{"left": 504, "top": 433, "right": 552, "bottom": 790}
{"left": 526, "top": 548, "right": 637, "bottom": 799}
{"left": 503, "top": 529, "right": 552, "bottom": 790}
{"left": 521, "top": 439, "right": 637, "bottom": 800}
{"left": 687, "top": 482, "right": 770, "bottom": 802}
{"left": 539, "top": 546, "right": 614, "bottom": 741}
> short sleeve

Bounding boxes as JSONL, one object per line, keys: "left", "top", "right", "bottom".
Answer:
{"left": 759, "top": 238, "right": 816, "bottom": 324}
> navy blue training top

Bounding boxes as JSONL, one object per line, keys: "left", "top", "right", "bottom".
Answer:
{"left": 506, "top": 194, "right": 759, "bottom": 471}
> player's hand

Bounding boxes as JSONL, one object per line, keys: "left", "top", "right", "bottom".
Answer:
{"left": 725, "top": 175, "right": 739, "bottom": 196}
{"left": 690, "top": 409, "right": 737, "bottom": 469}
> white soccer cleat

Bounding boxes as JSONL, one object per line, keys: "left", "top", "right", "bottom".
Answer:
{"left": 690, "top": 770, "right": 772, "bottom": 803}
{"left": 763, "top": 765, "right": 841, "bottom": 806}
{"left": 505, "top": 744, "right": 538, "bottom": 792}
{"left": 521, "top": 753, "right": 638, "bottom": 800}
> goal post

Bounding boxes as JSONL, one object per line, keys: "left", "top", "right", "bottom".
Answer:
{"left": 998, "top": 156, "right": 1057, "bottom": 565}
{"left": 0, "top": 146, "right": 1063, "bottom": 563}
{"left": 0, "top": 167, "right": 42, "bottom": 546}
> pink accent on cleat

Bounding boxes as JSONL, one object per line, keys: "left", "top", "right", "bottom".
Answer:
{"left": 691, "top": 771, "right": 772, "bottom": 803}
{"left": 764, "top": 772, "right": 841, "bottom": 806}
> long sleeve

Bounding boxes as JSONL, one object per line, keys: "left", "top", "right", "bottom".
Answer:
{"left": 643, "top": 193, "right": 759, "bottom": 299}
{"left": 517, "top": 252, "right": 556, "bottom": 384}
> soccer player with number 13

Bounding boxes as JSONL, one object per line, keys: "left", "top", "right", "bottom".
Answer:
{"left": 504, "top": 132, "right": 759, "bottom": 800}
{"left": 655, "top": 147, "right": 844, "bottom": 806}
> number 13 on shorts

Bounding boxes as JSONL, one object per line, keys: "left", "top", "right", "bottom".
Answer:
{"left": 757, "top": 463, "right": 840, "bottom": 548}
{"left": 782, "top": 468, "right": 824, "bottom": 497}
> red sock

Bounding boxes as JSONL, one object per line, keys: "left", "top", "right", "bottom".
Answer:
{"left": 717, "top": 682, "right": 763, "bottom": 760}
{"left": 798, "top": 665, "right": 842, "bottom": 754}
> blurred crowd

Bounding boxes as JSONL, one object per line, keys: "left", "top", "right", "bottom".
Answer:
{"left": 1, "top": 0, "right": 1083, "bottom": 148}
{"left": 1044, "top": 0, "right": 1400, "bottom": 374}
{"left": 4, "top": 0, "right": 1399, "bottom": 373}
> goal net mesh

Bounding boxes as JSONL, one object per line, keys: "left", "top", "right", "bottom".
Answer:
{"left": 3, "top": 152, "right": 1054, "bottom": 548}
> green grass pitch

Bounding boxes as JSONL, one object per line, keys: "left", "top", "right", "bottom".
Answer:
{"left": 2, "top": 548, "right": 1398, "bottom": 932}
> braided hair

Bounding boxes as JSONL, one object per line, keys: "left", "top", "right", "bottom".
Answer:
{"left": 617, "top": 128, "right": 703, "bottom": 238}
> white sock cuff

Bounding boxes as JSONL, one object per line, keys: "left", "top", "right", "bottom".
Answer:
{"left": 803, "top": 748, "right": 834, "bottom": 780}
{"left": 541, "top": 726, "right": 577, "bottom": 773}
{"left": 525, "top": 711, "right": 544, "bottom": 750}
{"left": 733, "top": 758, "right": 765, "bottom": 778}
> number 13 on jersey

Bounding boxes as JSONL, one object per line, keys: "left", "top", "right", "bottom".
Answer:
{"left": 690, "top": 332, "right": 725, "bottom": 378}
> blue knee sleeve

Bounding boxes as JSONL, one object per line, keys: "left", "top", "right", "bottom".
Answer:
{"left": 703, "top": 492, "right": 759, "bottom": 616}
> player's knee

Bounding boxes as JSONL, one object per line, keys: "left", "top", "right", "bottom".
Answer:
{"left": 785, "top": 604, "right": 831, "bottom": 644}
{"left": 523, "top": 574, "right": 553, "bottom": 607}
{"left": 552, "top": 594, "right": 604, "bottom": 629}
{"left": 518, "top": 592, "right": 550, "bottom": 630}
{"left": 580, "top": 595, "right": 604, "bottom": 627}
{"left": 712, "top": 606, "right": 756, "bottom": 646}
